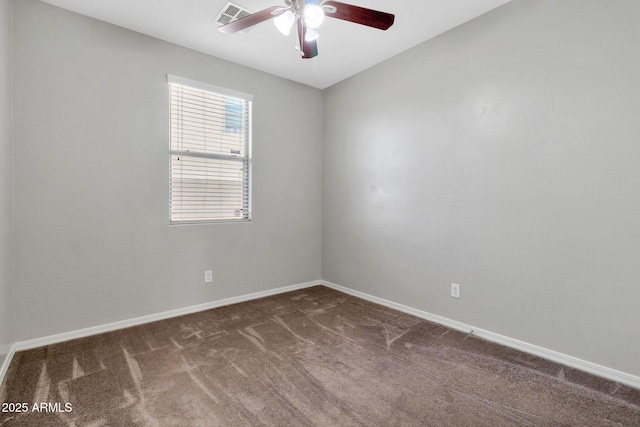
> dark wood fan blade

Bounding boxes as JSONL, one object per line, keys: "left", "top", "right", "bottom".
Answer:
{"left": 323, "top": 1, "right": 394, "bottom": 30}
{"left": 218, "top": 6, "right": 286, "bottom": 34}
{"left": 297, "top": 19, "right": 318, "bottom": 59}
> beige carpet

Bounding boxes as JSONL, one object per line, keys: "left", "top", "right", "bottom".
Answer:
{"left": 1, "top": 285, "right": 639, "bottom": 426}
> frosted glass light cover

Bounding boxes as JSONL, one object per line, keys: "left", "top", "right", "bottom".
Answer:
{"left": 303, "top": 4, "right": 324, "bottom": 29}
{"left": 274, "top": 10, "right": 295, "bottom": 35}
{"left": 305, "top": 28, "right": 319, "bottom": 42}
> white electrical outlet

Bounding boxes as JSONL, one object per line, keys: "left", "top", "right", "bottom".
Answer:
{"left": 204, "top": 270, "right": 213, "bottom": 283}
{"left": 451, "top": 283, "right": 461, "bottom": 299}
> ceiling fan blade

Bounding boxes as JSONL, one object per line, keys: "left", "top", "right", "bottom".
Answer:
{"left": 323, "top": 1, "right": 394, "bottom": 30}
{"left": 297, "top": 19, "right": 318, "bottom": 59}
{"left": 218, "top": 6, "right": 286, "bottom": 34}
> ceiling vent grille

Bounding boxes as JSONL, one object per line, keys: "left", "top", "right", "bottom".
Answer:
{"left": 215, "top": 2, "right": 254, "bottom": 33}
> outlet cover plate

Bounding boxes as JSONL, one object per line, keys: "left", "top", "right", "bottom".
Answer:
{"left": 451, "top": 283, "right": 461, "bottom": 298}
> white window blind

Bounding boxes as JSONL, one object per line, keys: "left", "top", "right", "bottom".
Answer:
{"left": 168, "top": 75, "right": 252, "bottom": 223}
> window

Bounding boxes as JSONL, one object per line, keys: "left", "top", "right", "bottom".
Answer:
{"left": 168, "top": 75, "right": 252, "bottom": 223}
{"left": 224, "top": 97, "right": 244, "bottom": 133}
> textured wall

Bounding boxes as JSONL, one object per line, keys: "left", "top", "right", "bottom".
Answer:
{"left": 0, "top": 0, "right": 14, "bottom": 366}
{"left": 323, "top": 0, "right": 640, "bottom": 376}
{"left": 12, "top": 0, "right": 322, "bottom": 341}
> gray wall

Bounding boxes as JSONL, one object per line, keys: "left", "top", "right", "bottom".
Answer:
{"left": 8, "top": 0, "right": 640, "bottom": 381}
{"left": 0, "top": 0, "right": 13, "bottom": 364}
{"left": 12, "top": 0, "right": 322, "bottom": 341}
{"left": 323, "top": 0, "right": 640, "bottom": 377}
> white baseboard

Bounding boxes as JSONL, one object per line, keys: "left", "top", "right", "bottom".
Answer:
{"left": 5, "top": 279, "right": 639, "bottom": 392}
{"left": 0, "top": 343, "right": 17, "bottom": 389}
{"left": 320, "top": 280, "right": 640, "bottom": 391}
{"left": 14, "top": 280, "right": 321, "bottom": 352}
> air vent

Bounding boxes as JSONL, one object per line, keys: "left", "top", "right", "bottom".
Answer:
{"left": 215, "top": 2, "right": 254, "bottom": 33}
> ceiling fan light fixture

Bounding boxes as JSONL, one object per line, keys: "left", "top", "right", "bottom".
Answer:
{"left": 218, "top": 0, "right": 395, "bottom": 60}
{"left": 274, "top": 10, "right": 295, "bottom": 35}
{"left": 303, "top": 4, "right": 324, "bottom": 29}
{"left": 304, "top": 27, "right": 319, "bottom": 42}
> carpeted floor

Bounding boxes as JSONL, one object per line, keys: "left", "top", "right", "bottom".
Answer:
{"left": 1, "top": 285, "right": 639, "bottom": 426}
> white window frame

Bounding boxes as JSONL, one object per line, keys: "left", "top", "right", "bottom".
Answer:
{"left": 167, "top": 74, "right": 253, "bottom": 224}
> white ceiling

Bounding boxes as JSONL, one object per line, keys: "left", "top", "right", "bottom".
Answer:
{"left": 40, "top": 0, "right": 510, "bottom": 89}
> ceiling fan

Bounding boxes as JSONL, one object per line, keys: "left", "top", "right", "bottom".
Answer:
{"left": 218, "top": 0, "right": 395, "bottom": 59}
